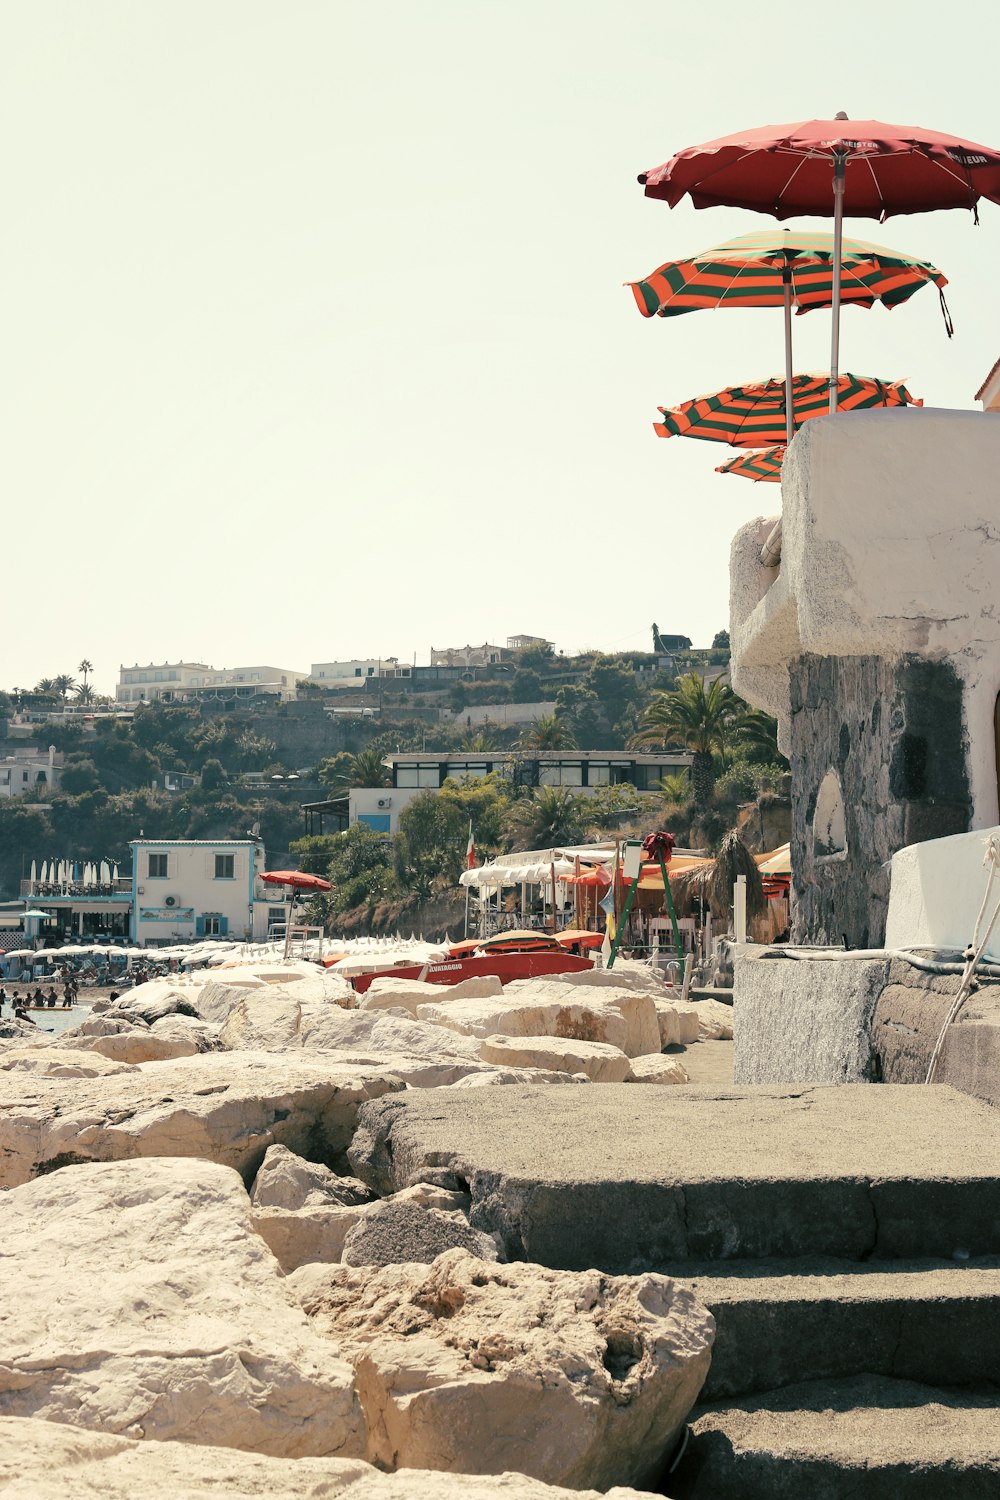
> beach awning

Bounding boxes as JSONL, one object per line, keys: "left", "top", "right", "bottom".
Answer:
{"left": 460, "top": 858, "right": 576, "bottom": 889}
{"left": 757, "top": 843, "right": 791, "bottom": 874}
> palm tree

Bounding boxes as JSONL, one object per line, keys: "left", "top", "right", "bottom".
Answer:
{"left": 325, "top": 747, "right": 390, "bottom": 792}
{"left": 632, "top": 673, "right": 740, "bottom": 808}
{"left": 732, "top": 707, "right": 785, "bottom": 765}
{"left": 658, "top": 771, "right": 692, "bottom": 805}
{"left": 53, "top": 674, "right": 76, "bottom": 703}
{"left": 520, "top": 713, "right": 577, "bottom": 750}
{"left": 34, "top": 678, "right": 56, "bottom": 696}
{"left": 78, "top": 659, "right": 94, "bottom": 690}
{"left": 460, "top": 729, "right": 498, "bottom": 752}
{"left": 74, "top": 683, "right": 96, "bottom": 704}
{"left": 506, "top": 785, "right": 587, "bottom": 851}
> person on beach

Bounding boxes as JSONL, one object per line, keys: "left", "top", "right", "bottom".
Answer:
{"left": 14, "top": 1004, "right": 35, "bottom": 1025}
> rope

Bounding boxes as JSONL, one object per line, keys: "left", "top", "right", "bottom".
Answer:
{"left": 925, "top": 834, "right": 1000, "bottom": 1084}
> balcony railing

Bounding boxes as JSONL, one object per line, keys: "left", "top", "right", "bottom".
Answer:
{"left": 20, "top": 878, "right": 132, "bottom": 899}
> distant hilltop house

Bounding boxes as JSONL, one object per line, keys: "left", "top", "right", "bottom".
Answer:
{"left": 651, "top": 625, "right": 693, "bottom": 655}
{"left": 506, "top": 634, "right": 555, "bottom": 652}
{"left": 0, "top": 746, "right": 62, "bottom": 799}
{"left": 430, "top": 643, "right": 511, "bottom": 669}
{"left": 308, "top": 658, "right": 412, "bottom": 688}
{"left": 116, "top": 662, "right": 303, "bottom": 705}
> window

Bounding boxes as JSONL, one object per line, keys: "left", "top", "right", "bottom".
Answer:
{"left": 214, "top": 854, "right": 235, "bottom": 879}
{"left": 22, "top": 771, "right": 28, "bottom": 783}
{"left": 354, "top": 668, "right": 362, "bottom": 677}
{"left": 397, "top": 765, "right": 442, "bottom": 789}
{"left": 148, "top": 853, "right": 168, "bottom": 878}
{"left": 36, "top": 771, "right": 46, "bottom": 783}
{"left": 203, "top": 915, "right": 222, "bottom": 936}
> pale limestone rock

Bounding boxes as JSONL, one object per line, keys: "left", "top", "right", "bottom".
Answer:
{"left": 252, "top": 1201, "right": 378, "bottom": 1273}
{"left": 0, "top": 1416, "right": 650, "bottom": 1500}
{"left": 448, "top": 1067, "right": 590, "bottom": 1087}
{"left": 0, "top": 1047, "right": 132, "bottom": 1078}
{"left": 341, "top": 1198, "right": 500, "bottom": 1268}
{"left": 560, "top": 960, "right": 665, "bottom": 993}
{"left": 479, "top": 1034, "right": 634, "bottom": 1083}
{"left": 653, "top": 1000, "right": 701, "bottom": 1048}
{"left": 361, "top": 974, "right": 503, "bottom": 1015}
{"left": 627, "top": 1053, "right": 691, "bottom": 1085}
{"left": 217, "top": 989, "right": 482, "bottom": 1061}
{"left": 293, "top": 1248, "right": 714, "bottom": 1489}
{"left": 81, "top": 1029, "right": 201, "bottom": 1063}
{"left": 391, "top": 1181, "right": 472, "bottom": 1213}
{"left": 150, "top": 1012, "right": 222, "bottom": 1051}
{"left": 249, "top": 1143, "right": 380, "bottom": 1272}
{"left": 416, "top": 989, "right": 657, "bottom": 1058}
{"left": 498, "top": 979, "right": 661, "bottom": 1057}
{"left": 0, "top": 1050, "right": 402, "bottom": 1189}
{"left": 695, "top": 998, "right": 735, "bottom": 1040}
{"left": 0, "top": 1159, "right": 364, "bottom": 1457}
{"left": 251, "top": 1143, "right": 376, "bottom": 1210}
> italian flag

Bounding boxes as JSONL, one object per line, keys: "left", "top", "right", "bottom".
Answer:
{"left": 466, "top": 820, "right": 476, "bottom": 870}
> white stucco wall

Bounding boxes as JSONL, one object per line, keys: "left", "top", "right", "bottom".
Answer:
{"left": 884, "top": 825, "right": 1000, "bottom": 962}
{"left": 131, "top": 840, "right": 263, "bottom": 945}
{"left": 730, "top": 409, "right": 1000, "bottom": 825}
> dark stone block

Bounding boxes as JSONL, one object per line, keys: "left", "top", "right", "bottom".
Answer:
{"left": 789, "top": 654, "right": 971, "bottom": 947}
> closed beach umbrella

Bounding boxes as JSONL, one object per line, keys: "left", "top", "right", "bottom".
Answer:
{"left": 638, "top": 115, "right": 1000, "bottom": 409}
{"left": 100, "top": 861, "right": 111, "bottom": 884}
{"left": 629, "top": 230, "right": 949, "bottom": 442}
{"left": 716, "top": 446, "right": 784, "bottom": 482}
{"left": 654, "top": 372, "right": 920, "bottom": 448}
{"left": 29, "top": 861, "right": 37, "bottom": 885}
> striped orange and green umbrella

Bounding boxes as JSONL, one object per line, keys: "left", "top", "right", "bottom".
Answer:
{"left": 715, "top": 447, "right": 784, "bottom": 482}
{"left": 629, "top": 230, "right": 952, "bottom": 328}
{"left": 654, "top": 373, "right": 921, "bottom": 448}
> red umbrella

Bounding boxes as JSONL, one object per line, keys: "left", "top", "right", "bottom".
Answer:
{"left": 260, "top": 870, "right": 332, "bottom": 893}
{"left": 260, "top": 870, "right": 332, "bottom": 959}
{"left": 639, "top": 114, "right": 1000, "bottom": 410}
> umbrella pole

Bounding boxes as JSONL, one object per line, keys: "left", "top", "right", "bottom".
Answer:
{"left": 830, "top": 153, "right": 847, "bottom": 414}
{"left": 284, "top": 891, "right": 293, "bottom": 960}
{"left": 783, "top": 269, "right": 794, "bottom": 445}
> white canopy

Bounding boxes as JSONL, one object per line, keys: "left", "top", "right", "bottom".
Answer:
{"left": 460, "top": 857, "right": 576, "bottom": 890}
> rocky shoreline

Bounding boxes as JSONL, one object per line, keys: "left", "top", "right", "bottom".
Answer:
{"left": 0, "top": 957, "right": 732, "bottom": 1496}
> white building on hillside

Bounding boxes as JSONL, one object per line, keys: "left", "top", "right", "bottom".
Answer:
{"left": 0, "top": 746, "right": 62, "bottom": 798}
{"left": 308, "top": 658, "right": 411, "bottom": 687}
{"left": 129, "top": 838, "right": 279, "bottom": 946}
{"left": 117, "top": 662, "right": 303, "bottom": 703}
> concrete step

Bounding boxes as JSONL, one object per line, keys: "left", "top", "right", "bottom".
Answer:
{"left": 676, "top": 1257, "right": 1000, "bottom": 1399}
{"left": 671, "top": 1375, "right": 1000, "bottom": 1499}
{"left": 349, "top": 1084, "right": 1000, "bottom": 1270}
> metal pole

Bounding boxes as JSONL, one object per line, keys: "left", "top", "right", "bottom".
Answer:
{"left": 607, "top": 876, "right": 640, "bottom": 969}
{"left": 783, "top": 266, "right": 795, "bottom": 445}
{"left": 463, "top": 881, "right": 470, "bottom": 939}
{"left": 658, "top": 856, "right": 686, "bottom": 985}
{"left": 830, "top": 153, "right": 846, "bottom": 414}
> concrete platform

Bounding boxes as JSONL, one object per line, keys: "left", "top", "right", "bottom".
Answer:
{"left": 685, "top": 1257, "right": 1000, "bottom": 1399}
{"left": 673, "top": 1375, "right": 1000, "bottom": 1499}
{"left": 348, "top": 1084, "right": 1000, "bottom": 1272}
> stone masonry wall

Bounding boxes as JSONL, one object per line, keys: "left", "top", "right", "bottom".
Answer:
{"left": 788, "top": 654, "right": 971, "bottom": 948}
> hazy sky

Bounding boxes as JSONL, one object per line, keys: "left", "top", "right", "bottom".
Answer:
{"left": 4, "top": 2, "right": 1000, "bottom": 694}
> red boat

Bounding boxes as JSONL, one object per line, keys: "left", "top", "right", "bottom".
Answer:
{"left": 348, "top": 929, "right": 599, "bottom": 995}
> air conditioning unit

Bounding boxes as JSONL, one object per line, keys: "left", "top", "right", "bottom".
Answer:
{"left": 165, "top": 895, "right": 178, "bottom": 908}
{"left": 137, "top": 886, "right": 145, "bottom": 895}
{"left": 376, "top": 797, "right": 392, "bottom": 809}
